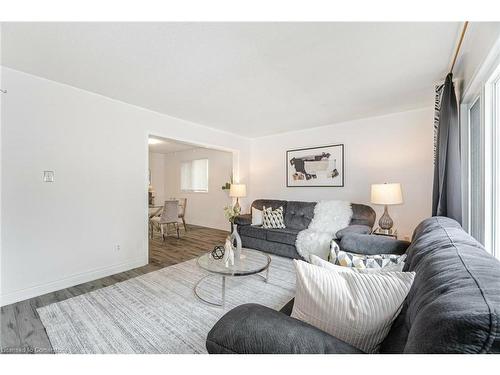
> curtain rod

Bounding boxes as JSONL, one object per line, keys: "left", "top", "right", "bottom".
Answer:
{"left": 449, "top": 21, "right": 469, "bottom": 74}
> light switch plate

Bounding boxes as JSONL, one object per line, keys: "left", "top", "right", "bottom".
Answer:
{"left": 43, "top": 171, "right": 54, "bottom": 182}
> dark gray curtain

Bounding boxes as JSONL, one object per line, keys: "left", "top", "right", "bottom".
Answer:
{"left": 432, "top": 73, "right": 462, "bottom": 223}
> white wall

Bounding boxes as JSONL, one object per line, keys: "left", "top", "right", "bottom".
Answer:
{"left": 0, "top": 27, "right": 3, "bottom": 303}
{"left": 0, "top": 67, "right": 250, "bottom": 306}
{"left": 248, "top": 108, "right": 434, "bottom": 240}
{"left": 159, "top": 148, "right": 233, "bottom": 231}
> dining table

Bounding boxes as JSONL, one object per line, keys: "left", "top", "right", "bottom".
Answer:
{"left": 148, "top": 205, "right": 163, "bottom": 218}
{"left": 148, "top": 205, "right": 163, "bottom": 239}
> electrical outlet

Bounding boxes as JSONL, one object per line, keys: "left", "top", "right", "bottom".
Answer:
{"left": 115, "top": 244, "right": 121, "bottom": 251}
{"left": 43, "top": 171, "right": 55, "bottom": 182}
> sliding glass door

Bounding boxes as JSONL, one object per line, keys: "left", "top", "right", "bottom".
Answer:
{"left": 485, "top": 65, "right": 500, "bottom": 259}
{"left": 468, "top": 97, "right": 484, "bottom": 245}
{"left": 465, "top": 58, "right": 500, "bottom": 258}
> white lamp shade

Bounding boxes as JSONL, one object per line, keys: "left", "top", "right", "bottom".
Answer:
{"left": 229, "top": 183, "right": 247, "bottom": 198}
{"left": 371, "top": 183, "right": 403, "bottom": 205}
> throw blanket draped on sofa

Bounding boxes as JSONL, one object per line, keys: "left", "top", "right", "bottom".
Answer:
{"left": 295, "top": 200, "right": 352, "bottom": 261}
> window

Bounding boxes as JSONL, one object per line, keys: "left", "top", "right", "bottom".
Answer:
{"left": 181, "top": 159, "right": 208, "bottom": 192}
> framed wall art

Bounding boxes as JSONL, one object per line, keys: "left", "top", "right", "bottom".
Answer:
{"left": 286, "top": 144, "right": 344, "bottom": 187}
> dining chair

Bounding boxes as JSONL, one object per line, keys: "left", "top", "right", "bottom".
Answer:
{"left": 148, "top": 206, "right": 163, "bottom": 239}
{"left": 150, "top": 200, "right": 180, "bottom": 240}
{"left": 178, "top": 198, "right": 187, "bottom": 231}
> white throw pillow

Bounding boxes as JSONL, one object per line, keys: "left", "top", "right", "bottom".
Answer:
{"left": 291, "top": 260, "right": 415, "bottom": 353}
{"left": 251, "top": 207, "right": 263, "bottom": 226}
{"left": 310, "top": 255, "right": 354, "bottom": 272}
{"left": 311, "top": 254, "right": 405, "bottom": 273}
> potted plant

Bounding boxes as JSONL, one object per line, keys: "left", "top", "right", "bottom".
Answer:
{"left": 221, "top": 173, "right": 234, "bottom": 191}
{"left": 224, "top": 204, "right": 241, "bottom": 232}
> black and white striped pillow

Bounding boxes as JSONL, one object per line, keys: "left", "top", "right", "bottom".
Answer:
{"left": 262, "top": 206, "right": 286, "bottom": 229}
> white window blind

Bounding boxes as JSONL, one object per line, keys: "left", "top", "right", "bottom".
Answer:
{"left": 181, "top": 159, "right": 208, "bottom": 192}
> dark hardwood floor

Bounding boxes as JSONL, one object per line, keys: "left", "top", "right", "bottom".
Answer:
{"left": 0, "top": 224, "right": 229, "bottom": 354}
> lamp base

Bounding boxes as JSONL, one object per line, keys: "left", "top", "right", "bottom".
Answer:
{"left": 378, "top": 205, "right": 394, "bottom": 230}
{"left": 233, "top": 198, "right": 241, "bottom": 213}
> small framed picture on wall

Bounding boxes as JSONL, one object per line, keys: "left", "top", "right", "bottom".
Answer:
{"left": 286, "top": 144, "right": 344, "bottom": 187}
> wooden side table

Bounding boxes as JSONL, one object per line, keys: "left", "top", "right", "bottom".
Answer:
{"left": 372, "top": 227, "right": 398, "bottom": 239}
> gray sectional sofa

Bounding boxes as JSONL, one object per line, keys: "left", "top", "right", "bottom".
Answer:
{"left": 207, "top": 217, "right": 500, "bottom": 353}
{"left": 235, "top": 199, "right": 376, "bottom": 259}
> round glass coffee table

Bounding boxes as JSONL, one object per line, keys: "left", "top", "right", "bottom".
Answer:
{"left": 194, "top": 248, "right": 271, "bottom": 307}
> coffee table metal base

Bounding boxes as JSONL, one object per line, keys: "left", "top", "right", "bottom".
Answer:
{"left": 193, "top": 269, "right": 269, "bottom": 307}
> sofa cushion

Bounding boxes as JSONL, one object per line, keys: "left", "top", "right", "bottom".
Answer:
{"left": 284, "top": 201, "right": 316, "bottom": 230}
{"left": 339, "top": 233, "right": 410, "bottom": 255}
{"left": 312, "top": 254, "right": 405, "bottom": 273}
{"left": 251, "top": 199, "right": 287, "bottom": 212}
{"left": 240, "top": 235, "right": 302, "bottom": 259}
{"left": 262, "top": 206, "right": 286, "bottom": 229}
{"left": 329, "top": 245, "right": 407, "bottom": 269}
{"left": 266, "top": 228, "right": 300, "bottom": 246}
{"left": 238, "top": 225, "right": 267, "bottom": 240}
{"left": 335, "top": 224, "right": 372, "bottom": 239}
{"left": 234, "top": 214, "right": 251, "bottom": 226}
{"left": 206, "top": 303, "right": 364, "bottom": 354}
{"left": 291, "top": 260, "right": 415, "bottom": 353}
{"left": 251, "top": 207, "right": 263, "bottom": 226}
{"left": 381, "top": 216, "right": 500, "bottom": 353}
{"left": 350, "top": 203, "right": 376, "bottom": 227}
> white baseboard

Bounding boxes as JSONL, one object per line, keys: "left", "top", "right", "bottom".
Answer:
{"left": 0, "top": 256, "right": 148, "bottom": 307}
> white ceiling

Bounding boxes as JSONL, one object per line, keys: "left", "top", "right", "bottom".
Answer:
{"left": 148, "top": 136, "right": 197, "bottom": 154}
{"left": 1, "top": 22, "right": 460, "bottom": 137}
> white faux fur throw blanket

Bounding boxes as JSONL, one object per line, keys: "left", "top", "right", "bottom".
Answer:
{"left": 295, "top": 200, "right": 353, "bottom": 261}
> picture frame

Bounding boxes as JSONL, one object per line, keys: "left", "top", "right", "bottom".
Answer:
{"left": 286, "top": 144, "right": 344, "bottom": 187}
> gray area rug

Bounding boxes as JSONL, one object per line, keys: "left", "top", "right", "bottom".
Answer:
{"left": 37, "top": 255, "right": 296, "bottom": 353}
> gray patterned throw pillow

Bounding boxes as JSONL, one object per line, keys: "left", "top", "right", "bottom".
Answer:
{"left": 329, "top": 242, "right": 406, "bottom": 269}
{"left": 262, "top": 206, "right": 286, "bottom": 229}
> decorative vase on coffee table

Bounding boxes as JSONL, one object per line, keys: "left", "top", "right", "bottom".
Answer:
{"left": 230, "top": 224, "right": 242, "bottom": 259}
{"left": 223, "top": 237, "right": 234, "bottom": 266}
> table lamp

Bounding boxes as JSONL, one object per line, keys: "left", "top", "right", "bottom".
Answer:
{"left": 229, "top": 184, "right": 246, "bottom": 212}
{"left": 371, "top": 183, "right": 403, "bottom": 231}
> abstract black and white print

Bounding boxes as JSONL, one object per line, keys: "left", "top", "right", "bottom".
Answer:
{"left": 286, "top": 144, "right": 344, "bottom": 187}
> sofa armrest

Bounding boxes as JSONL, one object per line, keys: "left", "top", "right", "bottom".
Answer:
{"left": 336, "top": 224, "right": 372, "bottom": 239}
{"left": 206, "top": 303, "right": 364, "bottom": 354}
{"left": 340, "top": 233, "right": 410, "bottom": 255}
{"left": 234, "top": 214, "right": 252, "bottom": 226}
